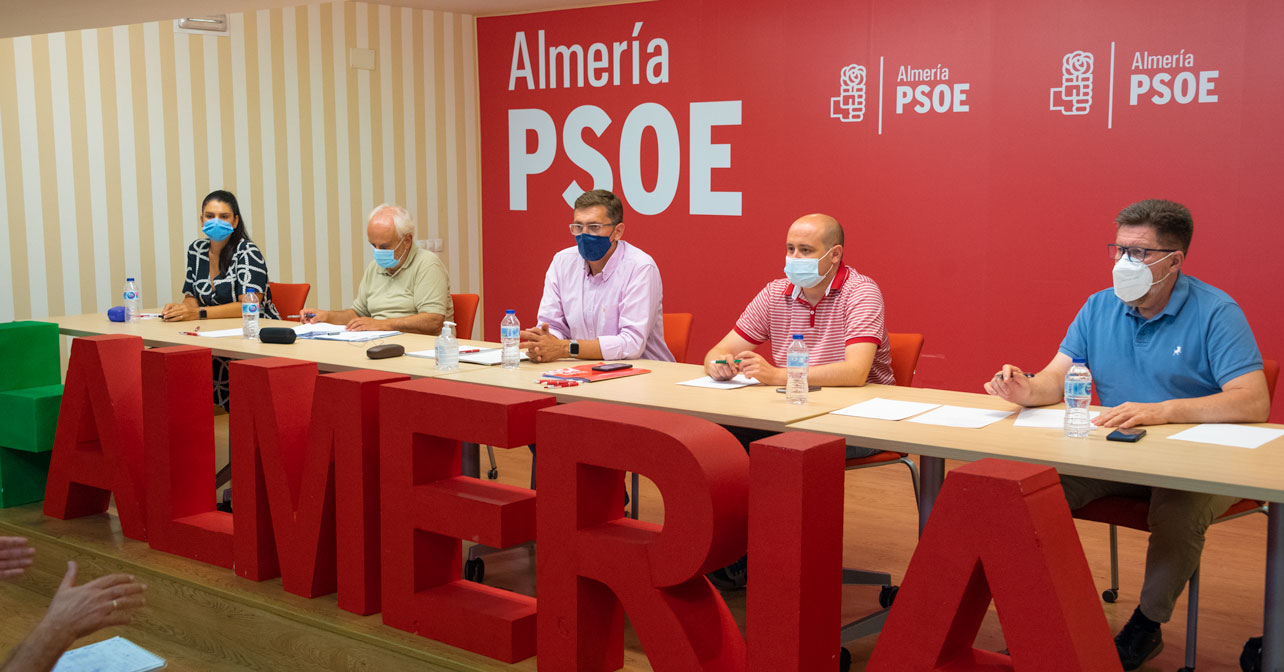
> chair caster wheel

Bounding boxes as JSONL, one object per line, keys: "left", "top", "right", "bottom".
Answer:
{"left": 878, "top": 585, "right": 899, "bottom": 609}
{"left": 487, "top": 467, "right": 498, "bottom": 480}
{"left": 838, "top": 647, "right": 851, "bottom": 672}
{"left": 464, "top": 557, "right": 485, "bottom": 583}
{"left": 1102, "top": 588, "right": 1118, "bottom": 603}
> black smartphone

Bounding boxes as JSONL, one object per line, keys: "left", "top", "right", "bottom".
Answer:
{"left": 1106, "top": 428, "right": 1147, "bottom": 442}
{"left": 592, "top": 362, "right": 633, "bottom": 372}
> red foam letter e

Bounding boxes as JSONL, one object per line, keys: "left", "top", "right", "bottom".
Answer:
{"left": 868, "top": 458, "right": 1121, "bottom": 672}
{"left": 43, "top": 335, "right": 148, "bottom": 540}
{"left": 380, "top": 378, "right": 554, "bottom": 663}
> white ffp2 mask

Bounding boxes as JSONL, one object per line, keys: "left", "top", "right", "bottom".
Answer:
{"left": 1112, "top": 252, "right": 1174, "bottom": 302}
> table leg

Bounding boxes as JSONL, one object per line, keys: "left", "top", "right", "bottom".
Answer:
{"left": 1265, "top": 501, "right": 1283, "bottom": 671}
{"left": 462, "top": 441, "right": 480, "bottom": 479}
{"left": 631, "top": 472, "right": 640, "bottom": 520}
{"left": 918, "top": 455, "right": 945, "bottom": 536}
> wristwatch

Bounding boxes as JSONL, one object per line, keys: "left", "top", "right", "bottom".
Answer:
{"left": 568, "top": 339, "right": 579, "bottom": 357}
{"left": 199, "top": 308, "right": 207, "bottom": 320}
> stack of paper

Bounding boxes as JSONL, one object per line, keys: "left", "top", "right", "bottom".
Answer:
{"left": 407, "top": 347, "right": 529, "bottom": 366}
{"left": 310, "top": 329, "right": 401, "bottom": 342}
{"left": 53, "top": 636, "right": 166, "bottom": 671}
{"left": 292, "top": 323, "right": 345, "bottom": 337}
{"left": 194, "top": 327, "right": 244, "bottom": 338}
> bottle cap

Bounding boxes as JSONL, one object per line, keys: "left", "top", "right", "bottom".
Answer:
{"left": 127, "top": 277, "right": 135, "bottom": 281}
{"left": 1072, "top": 357, "right": 1086, "bottom": 364}
{"left": 445, "top": 321, "right": 456, "bottom": 326}
{"left": 505, "top": 309, "right": 515, "bottom": 314}
{"left": 792, "top": 334, "right": 804, "bottom": 340}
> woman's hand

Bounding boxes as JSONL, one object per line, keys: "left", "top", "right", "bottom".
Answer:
{"left": 161, "top": 303, "right": 198, "bottom": 322}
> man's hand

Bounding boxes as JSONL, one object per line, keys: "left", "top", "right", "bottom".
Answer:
{"left": 41, "top": 561, "right": 146, "bottom": 643}
{"left": 518, "top": 323, "right": 568, "bottom": 363}
{"left": 1094, "top": 401, "right": 1170, "bottom": 429}
{"left": 300, "top": 309, "right": 327, "bottom": 324}
{"left": 0, "top": 537, "right": 34, "bottom": 581}
{"left": 984, "top": 365, "right": 1034, "bottom": 405}
{"left": 345, "top": 317, "right": 384, "bottom": 331}
{"left": 736, "top": 351, "right": 782, "bottom": 386}
{"left": 706, "top": 353, "right": 741, "bottom": 381}
{"left": 160, "top": 303, "right": 197, "bottom": 322}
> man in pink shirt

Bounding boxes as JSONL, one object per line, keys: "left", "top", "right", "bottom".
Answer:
{"left": 521, "top": 189, "right": 674, "bottom": 363}
{"left": 700, "top": 213, "right": 896, "bottom": 590}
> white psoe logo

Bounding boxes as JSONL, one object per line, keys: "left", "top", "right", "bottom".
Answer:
{"left": 830, "top": 64, "right": 867, "bottom": 122}
{"left": 1050, "top": 50, "right": 1094, "bottom": 115}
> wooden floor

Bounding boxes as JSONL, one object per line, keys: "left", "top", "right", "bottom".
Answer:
{"left": 0, "top": 417, "right": 1268, "bottom": 671}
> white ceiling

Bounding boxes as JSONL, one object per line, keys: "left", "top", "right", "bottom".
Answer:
{"left": 0, "top": 0, "right": 635, "bottom": 39}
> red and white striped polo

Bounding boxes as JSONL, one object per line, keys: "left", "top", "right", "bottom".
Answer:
{"left": 733, "top": 265, "right": 896, "bottom": 384}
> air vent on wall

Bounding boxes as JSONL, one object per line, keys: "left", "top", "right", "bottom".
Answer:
{"left": 174, "top": 15, "right": 229, "bottom": 36}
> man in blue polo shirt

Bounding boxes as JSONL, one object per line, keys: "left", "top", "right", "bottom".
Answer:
{"left": 984, "top": 199, "right": 1270, "bottom": 670}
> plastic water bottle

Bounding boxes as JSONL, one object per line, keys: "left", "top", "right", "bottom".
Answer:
{"left": 785, "top": 334, "right": 809, "bottom": 405}
{"left": 436, "top": 320, "right": 459, "bottom": 371}
{"left": 123, "top": 278, "right": 141, "bottom": 323}
{"left": 242, "top": 290, "right": 260, "bottom": 340}
{"left": 1064, "top": 358, "right": 1093, "bottom": 438}
{"left": 500, "top": 309, "right": 521, "bottom": 369}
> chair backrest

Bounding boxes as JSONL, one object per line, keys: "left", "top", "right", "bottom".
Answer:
{"left": 662, "top": 313, "right": 694, "bottom": 362}
{"left": 887, "top": 332, "right": 925, "bottom": 387}
{"left": 451, "top": 294, "right": 480, "bottom": 340}
{"left": 1265, "top": 359, "right": 1278, "bottom": 405}
{"left": 268, "top": 282, "right": 311, "bottom": 322}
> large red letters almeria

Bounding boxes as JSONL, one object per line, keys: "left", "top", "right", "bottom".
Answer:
{"left": 44, "top": 340, "right": 1121, "bottom": 670}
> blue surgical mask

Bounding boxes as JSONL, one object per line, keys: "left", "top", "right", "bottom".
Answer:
{"left": 575, "top": 233, "right": 614, "bottom": 262}
{"left": 783, "top": 249, "right": 834, "bottom": 289}
{"left": 203, "top": 218, "right": 234, "bottom": 242}
{"left": 372, "top": 238, "right": 406, "bottom": 269}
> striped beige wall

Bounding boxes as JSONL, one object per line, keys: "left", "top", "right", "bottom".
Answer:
{"left": 0, "top": 1, "right": 483, "bottom": 335}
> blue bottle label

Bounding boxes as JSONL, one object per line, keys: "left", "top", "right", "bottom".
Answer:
{"left": 501, "top": 325, "right": 519, "bottom": 339}
{"left": 787, "top": 352, "right": 809, "bottom": 368}
{"left": 124, "top": 291, "right": 138, "bottom": 300}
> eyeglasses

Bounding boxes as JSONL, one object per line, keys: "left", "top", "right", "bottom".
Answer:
{"left": 569, "top": 222, "right": 617, "bottom": 236}
{"left": 1107, "top": 243, "right": 1177, "bottom": 264}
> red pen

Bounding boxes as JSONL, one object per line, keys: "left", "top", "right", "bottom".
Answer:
{"left": 180, "top": 325, "right": 202, "bottom": 336}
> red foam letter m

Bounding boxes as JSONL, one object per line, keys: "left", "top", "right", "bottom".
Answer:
{"left": 230, "top": 357, "right": 407, "bottom": 615}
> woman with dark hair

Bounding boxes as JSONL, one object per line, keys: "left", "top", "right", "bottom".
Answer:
{"left": 162, "top": 190, "right": 279, "bottom": 409}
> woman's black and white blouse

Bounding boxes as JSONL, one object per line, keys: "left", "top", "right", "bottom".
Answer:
{"left": 181, "top": 238, "right": 280, "bottom": 319}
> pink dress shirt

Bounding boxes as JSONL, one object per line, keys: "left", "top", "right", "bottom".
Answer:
{"left": 536, "top": 241, "right": 674, "bottom": 362}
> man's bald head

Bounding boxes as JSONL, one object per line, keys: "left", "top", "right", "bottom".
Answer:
{"left": 793, "top": 213, "right": 844, "bottom": 248}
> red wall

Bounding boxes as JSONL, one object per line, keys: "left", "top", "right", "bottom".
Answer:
{"left": 478, "top": 0, "right": 1284, "bottom": 422}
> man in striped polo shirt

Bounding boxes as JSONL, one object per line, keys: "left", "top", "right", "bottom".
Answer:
{"left": 699, "top": 213, "right": 896, "bottom": 589}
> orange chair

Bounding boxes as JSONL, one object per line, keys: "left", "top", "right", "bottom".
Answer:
{"left": 268, "top": 282, "right": 311, "bottom": 322}
{"left": 662, "top": 312, "right": 694, "bottom": 362}
{"left": 451, "top": 294, "right": 480, "bottom": 340}
{"left": 839, "top": 332, "right": 925, "bottom": 644}
{"left": 1071, "top": 358, "right": 1278, "bottom": 671}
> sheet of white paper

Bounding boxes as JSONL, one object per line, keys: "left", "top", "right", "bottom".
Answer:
{"left": 292, "top": 322, "right": 345, "bottom": 336}
{"left": 406, "top": 348, "right": 528, "bottom": 365}
{"left": 53, "top": 636, "right": 167, "bottom": 672}
{"left": 830, "top": 397, "right": 941, "bottom": 421}
{"left": 1168, "top": 423, "right": 1284, "bottom": 450}
{"left": 1013, "top": 408, "right": 1101, "bottom": 429}
{"left": 676, "top": 375, "right": 759, "bottom": 390}
{"left": 907, "top": 405, "right": 1014, "bottom": 429}
{"left": 311, "top": 330, "right": 401, "bottom": 342}
{"left": 194, "top": 327, "right": 244, "bottom": 338}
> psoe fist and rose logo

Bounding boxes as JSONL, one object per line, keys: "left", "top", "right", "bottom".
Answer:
{"left": 829, "top": 64, "right": 867, "bottom": 122}
{"left": 1050, "top": 50, "right": 1094, "bottom": 115}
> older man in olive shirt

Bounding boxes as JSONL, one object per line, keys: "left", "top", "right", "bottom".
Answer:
{"left": 301, "top": 204, "right": 452, "bottom": 334}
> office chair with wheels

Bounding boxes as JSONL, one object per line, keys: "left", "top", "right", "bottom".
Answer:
{"left": 1070, "top": 358, "right": 1277, "bottom": 672}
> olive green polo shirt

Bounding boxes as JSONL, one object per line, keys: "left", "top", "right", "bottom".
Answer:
{"left": 351, "top": 247, "right": 453, "bottom": 321}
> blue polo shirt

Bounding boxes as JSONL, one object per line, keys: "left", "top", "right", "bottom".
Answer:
{"left": 1058, "top": 274, "right": 1262, "bottom": 407}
